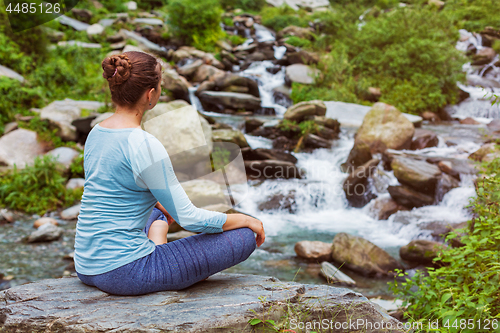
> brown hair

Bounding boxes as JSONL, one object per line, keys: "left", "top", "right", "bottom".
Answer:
{"left": 102, "top": 51, "right": 162, "bottom": 107}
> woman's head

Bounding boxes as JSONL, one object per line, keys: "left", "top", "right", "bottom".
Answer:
{"left": 102, "top": 51, "right": 162, "bottom": 109}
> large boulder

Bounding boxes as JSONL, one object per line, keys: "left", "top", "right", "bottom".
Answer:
{"left": 399, "top": 239, "right": 446, "bottom": 266}
{"left": 45, "top": 147, "right": 80, "bottom": 173}
{"left": 294, "top": 241, "right": 332, "bottom": 262}
{"left": 287, "top": 50, "right": 320, "bottom": 65}
{"left": 285, "top": 64, "right": 321, "bottom": 85}
{"left": 180, "top": 179, "right": 227, "bottom": 207}
{"left": 212, "top": 129, "right": 249, "bottom": 148}
{"left": 354, "top": 103, "right": 415, "bottom": 154}
{"left": 331, "top": 232, "right": 403, "bottom": 277}
{"left": 0, "top": 129, "right": 45, "bottom": 168}
{"left": 161, "top": 69, "right": 191, "bottom": 102}
{"left": 141, "top": 100, "right": 213, "bottom": 170}
{"left": 198, "top": 91, "right": 261, "bottom": 112}
{"left": 411, "top": 129, "right": 439, "bottom": 150}
{"left": 387, "top": 185, "right": 435, "bottom": 208}
{"left": 0, "top": 273, "right": 405, "bottom": 332}
{"left": 391, "top": 157, "right": 441, "bottom": 194}
{"left": 0, "top": 64, "right": 25, "bottom": 83}
{"left": 191, "top": 64, "right": 225, "bottom": 83}
{"left": 283, "top": 100, "right": 326, "bottom": 122}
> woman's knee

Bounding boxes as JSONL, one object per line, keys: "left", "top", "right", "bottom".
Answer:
{"left": 233, "top": 227, "right": 257, "bottom": 258}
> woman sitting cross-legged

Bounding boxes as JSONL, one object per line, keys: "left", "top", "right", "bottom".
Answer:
{"left": 74, "top": 51, "right": 265, "bottom": 296}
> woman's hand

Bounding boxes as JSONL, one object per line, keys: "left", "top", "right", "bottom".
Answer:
{"left": 223, "top": 213, "right": 265, "bottom": 247}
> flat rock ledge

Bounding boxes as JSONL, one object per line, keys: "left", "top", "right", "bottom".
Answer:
{"left": 0, "top": 273, "right": 403, "bottom": 333}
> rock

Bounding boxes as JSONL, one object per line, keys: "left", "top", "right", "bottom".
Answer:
{"left": 428, "top": 0, "right": 445, "bottom": 8}
{"left": 0, "top": 129, "right": 44, "bottom": 168}
{"left": 167, "top": 231, "right": 197, "bottom": 242}
{"left": 388, "top": 185, "right": 435, "bottom": 208}
{"left": 244, "top": 118, "right": 264, "bottom": 133}
{"left": 90, "top": 112, "right": 114, "bottom": 127}
{"left": 55, "top": 15, "right": 90, "bottom": 31}
{"left": 71, "top": 115, "right": 98, "bottom": 134}
{"left": 199, "top": 91, "right": 261, "bottom": 112}
{"left": 303, "top": 133, "right": 332, "bottom": 149}
{"left": 27, "top": 223, "right": 63, "bottom": 243}
{"left": 213, "top": 74, "right": 260, "bottom": 98}
{"left": 60, "top": 204, "right": 81, "bottom": 220}
{"left": 400, "top": 240, "right": 446, "bottom": 266}
{"left": 437, "top": 160, "right": 459, "bottom": 179}
{"left": 241, "top": 147, "right": 297, "bottom": 164}
{"left": 342, "top": 141, "right": 372, "bottom": 171}
{"left": 133, "top": 18, "right": 164, "bottom": 25}
{"left": 258, "top": 191, "right": 296, "bottom": 212}
{"left": 283, "top": 100, "right": 326, "bottom": 122}
{"left": 245, "top": 160, "right": 302, "bottom": 179}
{"left": 369, "top": 196, "right": 408, "bottom": 220}
{"left": 52, "top": 40, "right": 102, "bottom": 49}
{"left": 287, "top": 50, "right": 319, "bottom": 65}
{"left": 285, "top": 64, "right": 321, "bottom": 85}
{"left": 180, "top": 179, "right": 226, "bottom": 207}
{"left": 86, "top": 23, "right": 104, "bottom": 38}
{"left": 331, "top": 232, "right": 403, "bottom": 276}
{"left": 3, "top": 122, "right": 18, "bottom": 134}
{"left": 45, "top": 147, "right": 80, "bottom": 172}
{"left": 0, "top": 65, "right": 25, "bottom": 83}
{"left": 421, "top": 111, "right": 441, "bottom": 122}
{"left": 0, "top": 273, "right": 405, "bottom": 332}
{"left": 436, "top": 173, "right": 460, "bottom": 201}
{"left": 120, "top": 29, "right": 168, "bottom": 57}
{"left": 71, "top": 8, "right": 93, "bottom": 22}
{"left": 161, "top": 69, "right": 191, "bottom": 102}
{"left": 469, "top": 143, "right": 497, "bottom": 162}
{"left": 459, "top": 117, "right": 481, "bottom": 125}
{"left": 355, "top": 103, "right": 415, "bottom": 154}
{"left": 42, "top": 26, "right": 65, "bottom": 43}
{"left": 0, "top": 209, "right": 14, "bottom": 223}
{"left": 66, "top": 178, "right": 85, "bottom": 190}
{"left": 366, "top": 87, "right": 381, "bottom": 102}
{"left": 471, "top": 47, "right": 496, "bottom": 66}
{"left": 343, "top": 159, "right": 380, "bottom": 208}
{"left": 391, "top": 157, "right": 441, "bottom": 194}
{"left": 212, "top": 129, "right": 249, "bottom": 148}
{"left": 191, "top": 64, "right": 225, "bottom": 83}
{"left": 294, "top": 241, "right": 332, "bottom": 261}
{"left": 177, "top": 59, "right": 204, "bottom": 78}
{"left": 277, "top": 25, "right": 314, "bottom": 40}
{"left": 126, "top": 1, "right": 137, "bottom": 10}
{"left": 33, "top": 217, "right": 58, "bottom": 229}
{"left": 141, "top": 101, "right": 213, "bottom": 170}
{"left": 411, "top": 129, "right": 439, "bottom": 150}
{"left": 320, "top": 261, "right": 356, "bottom": 286}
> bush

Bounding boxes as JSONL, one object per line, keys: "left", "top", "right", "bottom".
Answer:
{"left": 389, "top": 156, "right": 500, "bottom": 332}
{"left": 0, "top": 155, "right": 83, "bottom": 215}
{"left": 284, "top": 36, "right": 312, "bottom": 49}
{"left": 442, "top": 0, "right": 500, "bottom": 32}
{"left": 260, "top": 5, "right": 309, "bottom": 32}
{"left": 167, "top": 0, "right": 224, "bottom": 52}
{"left": 220, "top": 0, "right": 266, "bottom": 11}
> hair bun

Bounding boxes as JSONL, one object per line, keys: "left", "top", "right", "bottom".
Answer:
{"left": 102, "top": 54, "right": 132, "bottom": 87}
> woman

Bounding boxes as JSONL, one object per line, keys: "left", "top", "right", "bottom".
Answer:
{"left": 74, "top": 51, "right": 265, "bottom": 296}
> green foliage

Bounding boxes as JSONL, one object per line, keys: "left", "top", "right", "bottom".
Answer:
{"left": 167, "top": 0, "right": 224, "bottom": 52}
{"left": 220, "top": 0, "right": 266, "bottom": 11}
{"left": 389, "top": 157, "right": 500, "bottom": 332}
{"left": 211, "top": 146, "right": 231, "bottom": 170}
{"left": 0, "top": 155, "right": 83, "bottom": 215}
{"left": 442, "top": 0, "right": 500, "bottom": 32}
{"left": 69, "top": 151, "right": 85, "bottom": 178}
{"left": 277, "top": 119, "right": 319, "bottom": 137}
{"left": 227, "top": 33, "right": 246, "bottom": 46}
{"left": 284, "top": 36, "right": 312, "bottom": 49}
{"left": 18, "top": 116, "right": 75, "bottom": 149}
{"left": 260, "top": 5, "right": 309, "bottom": 32}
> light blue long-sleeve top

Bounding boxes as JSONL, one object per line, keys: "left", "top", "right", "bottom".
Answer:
{"left": 74, "top": 124, "right": 228, "bottom": 275}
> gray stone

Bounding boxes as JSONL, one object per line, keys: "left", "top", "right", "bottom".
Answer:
{"left": 294, "top": 241, "right": 332, "bottom": 261}
{"left": 391, "top": 157, "right": 441, "bottom": 194}
{"left": 192, "top": 64, "right": 225, "bottom": 83}
{"left": 86, "top": 23, "right": 105, "bottom": 38}
{"left": 66, "top": 178, "right": 85, "bottom": 190}
{"left": 133, "top": 18, "right": 164, "bottom": 25}
{"left": 126, "top": 0, "right": 137, "bottom": 10}
{"left": 284, "top": 100, "right": 326, "bottom": 122}
{"left": 98, "top": 18, "right": 115, "bottom": 27}
{"left": 53, "top": 40, "right": 102, "bottom": 49}
{"left": 162, "top": 68, "right": 191, "bottom": 102}
{"left": 45, "top": 147, "right": 80, "bottom": 172}
{"left": 212, "top": 129, "right": 249, "bottom": 148}
{"left": 27, "top": 223, "right": 63, "bottom": 243}
{"left": 0, "top": 273, "right": 403, "bottom": 332}
{"left": 3, "top": 122, "right": 18, "bottom": 134}
{"left": 71, "top": 8, "right": 93, "bottom": 22}
{"left": 0, "top": 129, "right": 44, "bottom": 168}
{"left": 285, "top": 64, "right": 321, "bottom": 85}
{"left": 55, "top": 15, "right": 90, "bottom": 31}
{"left": 343, "top": 159, "right": 380, "bottom": 208}
{"left": 400, "top": 239, "right": 446, "bottom": 266}
{"left": 120, "top": 29, "right": 168, "bottom": 57}
{"left": 411, "top": 128, "right": 439, "bottom": 150}
{"left": 60, "top": 204, "right": 81, "bottom": 220}
{"left": 33, "top": 217, "right": 58, "bottom": 229}
{"left": 180, "top": 179, "right": 227, "bottom": 207}
{"left": 320, "top": 261, "right": 356, "bottom": 286}
{"left": 267, "top": 0, "right": 330, "bottom": 10}
{"left": 177, "top": 59, "right": 204, "bottom": 77}
{"left": 199, "top": 91, "right": 262, "bottom": 111}
{"left": 388, "top": 185, "right": 435, "bottom": 208}
{"left": 0, "top": 65, "right": 25, "bottom": 83}
{"left": 42, "top": 26, "right": 66, "bottom": 43}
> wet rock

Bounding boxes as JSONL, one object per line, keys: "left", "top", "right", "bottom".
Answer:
{"left": 212, "top": 129, "right": 249, "bottom": 148}
{"left": 0, "top": 273, "right": 404, "bottom": 332}
{"left": 303, "top": 133, "right": 332, "bottom": 149}
{"left": 469, "top": 142, "right": 497, "bottom": 162}
{"left": 266, "top": 65, "right": 282, "bottom": 74}
{"left": 177, "top": 59, "right": 204, "bottom": 78}
{"left": 61, "top": 204, "right": 81, "bottom": 220}
{"left": 388, "top": 185, "right": 435, "bottom": 208}
{"left": 181, "top": 180, "right": 226, "bottom": 207}
{"left": 320, "top": 261, "right": 356, "bottom": 286}
{"left": 56, "top": 15, "right": 90, "bottom": 31}
{"left": 258, "top": 191, "right": 296, "bottom": 212}
{"left": 343, "top": 159, "right": 380, "bottom": 208}
{"left": 354, "top": 103, "right": 415, "bottom": 154}
{"left": 426, "top": 156, "right": 477, "bottom": 175}
{"left": 370, "top": 196, "right": 408, "bottom": 220}
{"left": 287, "top": 50, "right": 319, "bottom": 65}
{"left": 283, "top": 100, "right": 326, "bottom": 122}
{"left": 241, "top": 147, "right": 297, "bottom": 164}
{"left": 421, "top": 111, "right": 441, "bottom": 122}
{"left": 141, "top": 101, "right": 213, "bottom": 170}
{"left": 436, "top": 173, "right": 460, "bottom": 201}
{"left": 459, "top": 117, "right": 481, "bottom": 125}
{"left": 245, "top": 160, "right": 302, "bottom": 179}
{"left": 342, "top": 141, "right": 372, "bottom": 171}
{"left": 213, "top": 74, "right": 260, "bottom": 97}
{"left": 437, "top": 160, "right": 460, "bottom": 179}
{"left": 285, "top": 64, "right": 321, "bottom": 85}
{"left": 199, "top": 91, "right": 261, "bottom": 112}
{"left": 0, "top": 129, "right": 44, "bottom": 168}
{"left": 400, "top": 240, "right": 446, "bottom": 266}
{"left": 391, "top": 157, "right": 441, "bottom": 194}
{"left": 71, "top": 8, "right": 93, "bottom": 22}
{"left": 33, "top": 217, "right": 58, "bottom": 229}
{"left": 487, "top": 119, "right": 500, "bottom": 133}
{"left": 277, "top": 25, "right": 314, "bottom": 40}
{"left": 244, "top": 118, "right": 264, "bottom": 133}
{"left": 331, "top": 232, "right": 403, "bottom": 277}
{"left": 0, "top": 65, "right": 25, "bottom": 83}
{"left": 66, "top": 178, "right": 85, "bottom": 190}
{"left": 161, "top": 68, "right": 191, "bottom": 102}
{"left": 45, "top": 147, "right": 80, "bottom": 173}
{"left": 305, "top": 116, "right": 340, "bottom": 135}
{"left": 294, "top": 241, "right": 332, "bottom": 261}
{"left": 27, "top": 223, "right": 63, "bottom": 243}
{"left": 411, "top": 129, "right": 439, "bottom": 150}
{"left": 471, "top": 47, "right": 496, "bottom": 66}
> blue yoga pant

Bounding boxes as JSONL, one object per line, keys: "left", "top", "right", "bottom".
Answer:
{"left": 76, "top": 209, "right": 256, "bottom": 296}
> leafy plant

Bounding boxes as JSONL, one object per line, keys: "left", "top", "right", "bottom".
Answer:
{"left": 260, "top": 5, "right": 310, "bottom": 32}
{"left": 0, "top": 155, "right": 83, "bottom": 215}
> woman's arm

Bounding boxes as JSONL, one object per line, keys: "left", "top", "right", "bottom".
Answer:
{"left": 223, "top": 213, "right": 265, "bottom": 247}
